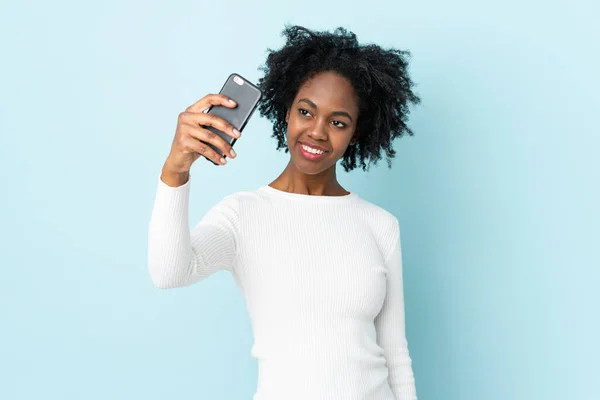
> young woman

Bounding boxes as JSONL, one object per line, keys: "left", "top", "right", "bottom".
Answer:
{"left": 148, "top": 25, "right": 421, "bottom": 400}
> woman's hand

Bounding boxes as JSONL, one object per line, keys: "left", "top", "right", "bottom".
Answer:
{"left": 161, "top": 94, "right": 241, "bottom": 186}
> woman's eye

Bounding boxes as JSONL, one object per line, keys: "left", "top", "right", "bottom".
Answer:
{"left": 298, "top": 109, "right": 346, "bottom": 128}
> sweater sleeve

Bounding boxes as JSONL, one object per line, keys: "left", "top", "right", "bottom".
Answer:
{"left": 147, "top": 175, "right": 239, "bottom": 289}
{"left": 374, "top": 221, "right": 418, "bottom": 400}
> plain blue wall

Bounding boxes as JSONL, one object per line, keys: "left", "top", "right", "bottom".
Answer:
{"left": 1, "top": 1, "right": 598, "bottom": 399}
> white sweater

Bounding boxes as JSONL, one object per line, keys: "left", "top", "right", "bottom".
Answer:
{"left": 148, "top": 175, "right": 418, "bottom": 400}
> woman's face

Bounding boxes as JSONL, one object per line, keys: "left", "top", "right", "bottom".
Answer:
{"left": 285, "top": 71, "right": 359, "bottom": 175}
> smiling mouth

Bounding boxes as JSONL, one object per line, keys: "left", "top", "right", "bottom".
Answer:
{"left": 300, "top": 143, "right": 326, "bottom": 155}
{"left": 297, "top": 142, "right": 328, "bottom": 161}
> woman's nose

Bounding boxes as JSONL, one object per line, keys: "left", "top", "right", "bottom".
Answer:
{"left": 307, "top": 118, "right": 328, "bottom": 140}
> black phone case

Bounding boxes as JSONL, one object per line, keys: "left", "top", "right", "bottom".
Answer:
{"left": 202, "top": 73, "right": 262, "bottom": 164}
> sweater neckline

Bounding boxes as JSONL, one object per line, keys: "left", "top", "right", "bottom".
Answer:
{"left": 258, "top": 185, "right": 359, "bottom": 203}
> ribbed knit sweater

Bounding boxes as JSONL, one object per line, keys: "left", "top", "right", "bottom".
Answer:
{"left": 147, "top": 175, "right": 418, "bottom": 400}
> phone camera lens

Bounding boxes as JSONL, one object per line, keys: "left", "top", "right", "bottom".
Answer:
{"left": 233, "top": 76, "right": 244, "bottom": 86}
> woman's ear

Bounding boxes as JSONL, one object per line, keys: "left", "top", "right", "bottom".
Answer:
{"left": 285, "top": 109, "right": 290, "bottom": 124}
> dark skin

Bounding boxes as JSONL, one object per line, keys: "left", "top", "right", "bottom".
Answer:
{"left": 269, "top": 71, "right": 360, "bottom": 197}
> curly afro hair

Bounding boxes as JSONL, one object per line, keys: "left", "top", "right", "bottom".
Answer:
{"left": 257, "top": 25, "right": 421, "bottom": 172}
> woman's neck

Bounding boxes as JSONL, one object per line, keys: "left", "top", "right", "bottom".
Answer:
{"left": 269, "top": 161, "right": 350, "bottom": 197}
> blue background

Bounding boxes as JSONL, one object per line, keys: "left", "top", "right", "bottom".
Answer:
{"left": 1, "top": 0, "right": 598, "bottom": 399}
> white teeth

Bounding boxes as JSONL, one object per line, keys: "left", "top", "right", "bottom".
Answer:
{"left": 302, "top": 144, "right": 324, "bottom": 155}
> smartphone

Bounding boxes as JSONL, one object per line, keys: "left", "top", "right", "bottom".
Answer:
{"left": 202, "top": 73, "right": 263, "bottom": 164}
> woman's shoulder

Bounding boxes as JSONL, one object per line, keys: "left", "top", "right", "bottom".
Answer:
{"left": 218, "top": 186, "right": 267, "bottom": 204}
{"left": 355, "top": 196, "right": 399, "bottom": 224}
{"left": 209, "top": 186, "right": 273, "bottom": 213}
{"left": 352, "top": 196, "right": 401, "bottom": 245}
